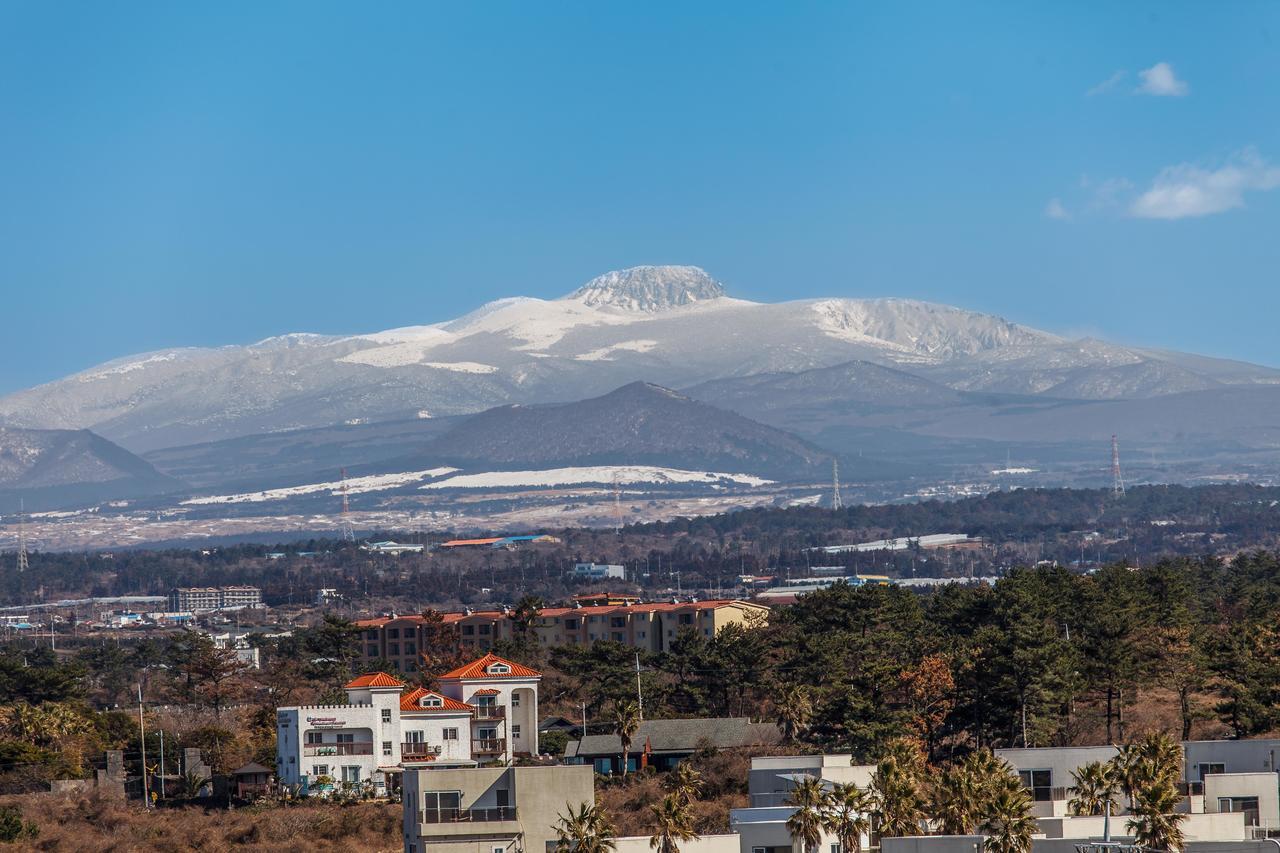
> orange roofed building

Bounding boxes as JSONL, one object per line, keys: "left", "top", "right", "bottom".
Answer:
{"left": 275, "top": 653, "right": 540, "bottom": 795}
{"left": 355, "top": 598, "right": 770, "bottom": 673}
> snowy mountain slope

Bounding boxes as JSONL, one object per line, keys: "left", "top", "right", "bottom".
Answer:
{"left": 2, "top": 264, "right": 1276, "bottom": 452}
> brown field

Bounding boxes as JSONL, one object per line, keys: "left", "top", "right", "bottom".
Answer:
{"left": 0, "top": 792, "right": 402, "bottom": 852}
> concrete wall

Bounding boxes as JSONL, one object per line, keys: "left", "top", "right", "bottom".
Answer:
{"left": 883, "top": 836, "right": 985, "bottom": 853}
{"left": 617, "top": 834, "right": 740, "bottom": 853}
{"left": 747, "top": 754, "right": 874, "bottom": 804}
{"left": 1034, "top": 812, "right": 1246, "bottom": 843}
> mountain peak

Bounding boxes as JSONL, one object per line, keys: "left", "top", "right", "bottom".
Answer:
{"left": 565, "top": 265, "right": 726, "bottom": 312}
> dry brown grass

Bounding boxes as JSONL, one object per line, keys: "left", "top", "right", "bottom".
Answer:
{"left": 0, "top": 790, "right": 402, "bottom": 852}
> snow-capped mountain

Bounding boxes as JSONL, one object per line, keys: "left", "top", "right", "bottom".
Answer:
{"left": 2, "top": 265, "right": 1277, "bottom": 452}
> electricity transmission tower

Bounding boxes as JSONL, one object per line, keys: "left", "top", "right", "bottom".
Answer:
{"left": 1110, "top": 435, "right": 1125, "bottom": 497}
{"left": 16, "top": 499, "right": 28, "bottom": 573}
{"left": 831, "top": 460, "right": 843, "bottom": 510}
{"left": 339, "top": 468, "right": 356, "bottom": 542}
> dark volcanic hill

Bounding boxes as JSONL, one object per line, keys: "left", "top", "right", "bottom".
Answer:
{"left": 410, "top": 381, "right": 836, "bottom": 481}
{"left": 0, "top": 427, "right": 181, "bottom": 510}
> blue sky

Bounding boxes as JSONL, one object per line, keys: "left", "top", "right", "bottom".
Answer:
{"left": 2, "top": 2, "right": 1279, "bottom": 394}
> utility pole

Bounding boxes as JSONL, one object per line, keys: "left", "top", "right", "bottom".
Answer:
{"left": 16, "top": 499, "right": 28, "bottom": 574}
{"left": 137, "top": 684, "right": 151, "bottom": 807}
{"left": 159, "top": 729, "right": 166, "bottom": 800}
{"left": 635, "top": 652, "right": 644, "bottom": 721}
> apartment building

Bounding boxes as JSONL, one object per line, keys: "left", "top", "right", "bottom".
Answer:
{"left": 276, "top": 653, "right": 541, "bottom": 794}
{"left": 168, "top": 586, "right": 262, "bottom": 612}
{"left": 356, "top": 599, "right": 770, "bottom": 672}
{"left": 402, "top": 764, "right": 593, "bottom": 853}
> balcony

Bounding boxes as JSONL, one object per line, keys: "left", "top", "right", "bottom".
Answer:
{"left": 472, "top": 738, "right": 506, "bottom": 755}
{"left": 419, "top": 807, "right": 517, "bottom": 824}
{"left": 304, "top": 742, "right": 373, "bottom": 757}
{"left": 402, "top": 742, "right": 441, "bottom": 760}
{"left": 472, "top": 705, "right": 505, "bottom": 721}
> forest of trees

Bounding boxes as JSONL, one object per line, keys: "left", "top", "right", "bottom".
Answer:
{"left": 6, "top": 484, "right": 1280, "bottom": 610}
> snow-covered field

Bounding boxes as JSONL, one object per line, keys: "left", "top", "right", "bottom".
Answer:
{"left": 421, "top": 465, "right": 773, "bottom": 490}
{"left": 183, "top": 467, "right": 459, "bottom": 505}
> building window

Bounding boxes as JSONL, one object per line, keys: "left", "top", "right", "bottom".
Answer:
{"left": 512, "top": 725, "right": 521, "bottom": 738}
{"left": 1199, "top": 762, "right": 1226, "bottom": 780}
{"left": 381, "top": 709, "right": 392, "bottom": 723}
{"left": 337, "top": 733, "right": 354, "bottom": 744}
{"left": 511, "top": 694, "right": 520, "bottom": 707}
{"left": 306, "top": 731, "right": 323, "bottom": 745}
{"left": 487, "top": 663, "right": 510, "bottom": 674}
{"left": 382, "top": 741, "right": 393, "bottom": 756}
{"left": 442, "top": 728, "right": 458, "bottom": 741}
{"left": 639, "top": 631, "right": 646, "bottom": 639}
{"left": 314, "top": 764, "right": 328, "bottom": 776}
{"left": 462, "top": 625, "right": 475, "bottom": 636}
{"left": 832, "top": 845, "right": 842, "bottom": 853}
{"left": 1018, "top": 769, "right": 1052, "bottom": 801}
{"left": 405, "top": 642, "right": 416, "bottom": 655}
{"left": 422, "top": 791, "right": 461, "bottom": 822}
{"left": 1219, "top": 797, "right": 1261, "bottom": 825}
{"left": 388, "top": 628, "right": 399, "bottom": 639}
{"left": 389, "top": 643, "right": 400, "bottom": 656}
{"left": 479, "top": 624, "right": 491, "bottom": 635}
{"left": 366, "top": 644, "right": 378, "bottom": 657}
{"left": 365, "top": 629, "right": 378, "bottom": 639}
{"left": 611, "top": 617, "right": 626, "bottom": 628}
{"left": 564, "top": 618, "right": 579, "bottom": 630}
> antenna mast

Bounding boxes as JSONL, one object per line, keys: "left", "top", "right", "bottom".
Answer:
{"left": 831, "top": 459, "right": 843, "bottom": 510}
{"left": 1110, "top": 435, "right": 1125, "bottom": 497}
{"left": 339, "top": 469, "right": 355, "bottom": 542}
{"left": 16, "top": 499, "right": 28, "bottom": 574}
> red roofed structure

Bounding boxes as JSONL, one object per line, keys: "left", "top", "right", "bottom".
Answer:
{"left": 344, "top": 672, "right": 405, "bottom": 689}
{"left": 439, "top": 653, "right": 542, "bottom": 681}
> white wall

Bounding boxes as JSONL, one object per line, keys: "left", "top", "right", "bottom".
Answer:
{"left": 616, "top": 834, "right": 740, "bottom": 853}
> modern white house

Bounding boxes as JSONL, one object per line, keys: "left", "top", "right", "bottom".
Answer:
{"left": 276, "top": 653, "right": 541, "bottom": 795}
{"left": 730, "top": 754, "right": 875, "bottom": 853}
{"left": 402, "top": 764, "right": 593, "bottom": 853}
{"left": 995, "top": 745, "right": 1121, "bottom": 817}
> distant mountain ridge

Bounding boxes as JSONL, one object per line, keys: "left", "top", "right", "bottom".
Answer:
{"left": 2, "top": 264, "right": 1277, "bottom": 453}
{"left": 0, "top": 427, "right": 180, "bottom": 510}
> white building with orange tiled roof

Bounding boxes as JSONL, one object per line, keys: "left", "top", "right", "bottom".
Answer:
{"left": 275, "top": 654, "right": 541, "bottom": 795}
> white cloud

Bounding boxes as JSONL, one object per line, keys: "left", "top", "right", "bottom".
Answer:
{"left": 1044, "top": 198, "right": 1071, "bottom": 220}
{"left": 1130, "top": 150, "right": 1280, "bottom": 219}
{"left": 1135, "top": 62, "right": 1188, "bottom": 96}
{"left": 1086, "top": 70, "right": 1127, "bottom": 96}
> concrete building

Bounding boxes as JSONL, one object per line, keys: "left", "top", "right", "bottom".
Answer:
{"left": 401, "top": 764, "right": 593, "bottom": 853}
{"left": 276, "top": 653, "right": 541, "bottom": 795}
{"left": 363, "top": 541, "right": 426, "bottom": 555}
{"left": 356, "top": 599, "right": 770, "bottom": 671}
{"left": 730, "top": 754, "right": 875, "bottom": 853}
{"left": 168, "top": 586, "right": 263, "bottom": 612}
{"left": 996, "top": 745, "right": 1121, "bottom": 817}
{"left": 573, "top": 562, "right": 625, "bottom": 580}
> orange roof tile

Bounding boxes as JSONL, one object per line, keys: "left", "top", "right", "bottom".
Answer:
{"left": 471, "top": 688, "right": 500, "bottom": 696}
{"left": 399, "top": 687, "right": 473, "bottom": 712}
{"left": 344, "top": 672, "right": 405, "bottom": 689}
{"left": 440, "top": 537, "right": 505, "bottom": 547}
{"left": 439, "top": 652, "right": 541, "bottom": 680}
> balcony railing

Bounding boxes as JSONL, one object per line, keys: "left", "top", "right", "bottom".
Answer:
{"left": 1179, "top": 781, "right": 1205, "bottom": 796}
{"left": 472, "top": 738, "right": 505, "bottom": 754}
{"left": 402, "top": 742, "right": 440, "bottom": 759}
{"left": 420, "top": 807, "right": 517, "bottom": 824}
{"left": 473, "top": 705, "right": 505, "bottom": 720}
{"left": 304, "top": 743, "right": 373, "bottom": 756}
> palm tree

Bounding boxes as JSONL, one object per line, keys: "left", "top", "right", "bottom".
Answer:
{"left": 1069, "top": 761, "right": 1118, "bottom": 817}
{"left": 1127, "top": 782, "right": 1186, "bottom": 852}
{"left": 663, "top": 763, "right": 704, "bottom": 805}
{"left": 1112, "top": 732, "right": 1182, "bottom": 810}
{"left": 980, "top": 785, "right": 1036, "bottom": 853}
{"left": 776, "top": 685, "right": 813, "bottom": 744}
{"left": 175, "top": 770, "right": 210, "bottom": 801}
{"left": 932, "top": 762, "right": 984, "bottom": 835}
{"left": 613, "top": 701, "right": 642, "bottom": 777}
{"left": 870, "top": 739, "right": 926, "bottom": 838}
{"left": 786, "top": 776, "right": 826, "bottom": 853}
{"left": 822, "top": 782, "right": 871, "bottom": 853}
{"left": 650, "top": 793, "right": 698, "bottom": 853}
{"left": 555, "top": 801, "right": 618, "bottom": 853}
